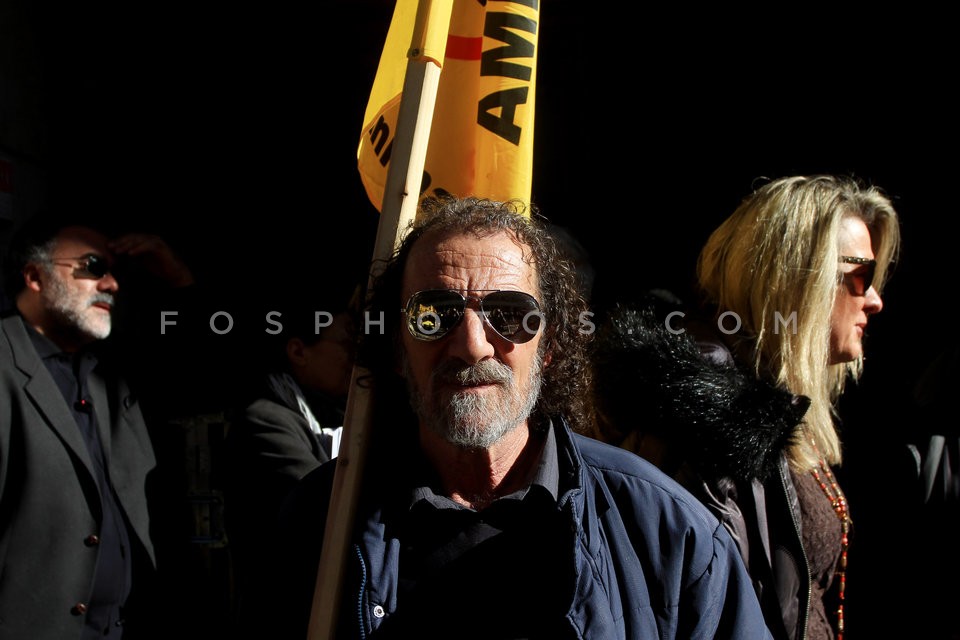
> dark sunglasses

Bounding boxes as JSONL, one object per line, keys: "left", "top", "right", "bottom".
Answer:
{"left": 48, "top": 254, "right": 112, "bottom": 280}
{"left": 403, "top": 289, "right": 543, "bottom": 344}
{"left": 839, "top": 256, "right": 876, "bottom": 295}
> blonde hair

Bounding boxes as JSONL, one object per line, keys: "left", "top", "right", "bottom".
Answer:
{"left": 697, "top": 175, "right": 900, "bottom": 469}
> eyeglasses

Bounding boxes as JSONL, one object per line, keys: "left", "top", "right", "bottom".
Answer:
{"left": 839, "top": 256, "right": 876, "bottom": 295}
{"left": 402, "top": 289, "right": 543, "bottom": 344}
{"left": 48, "top": 254, "right": 111, "bottom": 280}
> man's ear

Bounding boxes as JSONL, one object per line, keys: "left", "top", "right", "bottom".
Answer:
{"left": 22, "top": 264, "right": 43, "bottom": 292}
{"left": 286, "top": 337, "right": 308, "bottom": 366}
{"left": 542, "top": 349, "right": 553, "bottom": 368}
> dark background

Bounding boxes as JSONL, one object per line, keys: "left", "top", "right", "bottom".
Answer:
{"left": 12, "top": 2, "right": 952, "bottom": 381}
{"left": 3, "top": 1, "right": 955, "bottom": 637}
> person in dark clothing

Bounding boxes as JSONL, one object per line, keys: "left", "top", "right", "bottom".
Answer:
{"left": 591, "top": 300, "right": 809, "bottom": 640}
{"left": 223, "top": 291, "right": 358, "bottom": 619}
{"left": 0, "top": 216, "right": 193, "bottom": 639}
{"left": 246, "top": 195, "right": 773, "bottom": 639}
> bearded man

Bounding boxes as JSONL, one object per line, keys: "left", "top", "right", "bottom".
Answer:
{"left": 251, "top": 196, "right": 773, "bottom": 639}
{"left": 0, "top": 216, "right": 192, "bottom": 640}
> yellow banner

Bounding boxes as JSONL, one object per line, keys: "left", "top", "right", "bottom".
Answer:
{"left": 357, "top": 0, "right": 539, "bottom": 213}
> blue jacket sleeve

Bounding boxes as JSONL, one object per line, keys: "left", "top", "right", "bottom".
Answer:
{"left": 683, "top": 521, "right": 774, "bottom": 640}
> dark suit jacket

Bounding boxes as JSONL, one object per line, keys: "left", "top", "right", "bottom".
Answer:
{"left": 0, "top": 314, "right": 156, "bottom": 640}
{"left": 223, "top": 394, "right": 331, "bottom": 609}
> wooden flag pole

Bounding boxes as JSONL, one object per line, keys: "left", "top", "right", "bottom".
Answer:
{"left": 307, "top": 2, "right": 452, "bottom": 638}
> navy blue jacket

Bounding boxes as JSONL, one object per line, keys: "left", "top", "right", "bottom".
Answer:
{"left": 256, "top": 418, "right": 773, "bottom": 639}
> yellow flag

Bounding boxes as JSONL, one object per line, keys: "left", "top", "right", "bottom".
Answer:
{"left": 357, "top": 0, "right": 540, "bottom": 212}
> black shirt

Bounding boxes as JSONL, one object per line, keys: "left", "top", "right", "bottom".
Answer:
{"left": 378, "top": 423, "right": 573, "bottom": 639}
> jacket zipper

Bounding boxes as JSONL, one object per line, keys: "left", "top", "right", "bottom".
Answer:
{"left": 354, "top": 543, "right": 367, "bottom": 640}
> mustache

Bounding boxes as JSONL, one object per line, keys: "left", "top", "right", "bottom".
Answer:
{"left": 432, "top": 359, "right": 513, "bottom": 386}
{"left": 89, "top": 293, "right": 116, "bottom": 307}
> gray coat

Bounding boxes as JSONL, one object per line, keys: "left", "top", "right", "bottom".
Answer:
{"left": 0, "top": 314, "right": 156, "bottom": 640}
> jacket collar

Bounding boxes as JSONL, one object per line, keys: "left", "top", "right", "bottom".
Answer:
{"left": 2, "top": 314, "right": 103, "bottom": 479}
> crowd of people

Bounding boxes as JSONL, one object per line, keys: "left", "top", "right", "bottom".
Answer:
{"left": 0, "top": 179, "right": 953, "bottom": 639}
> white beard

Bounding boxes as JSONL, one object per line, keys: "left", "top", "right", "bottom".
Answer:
{"left": 42, "top": 269, "right": 113, "bottom": 342}
{"left": 405, "top": 352, "right": 543, "bottom": 450}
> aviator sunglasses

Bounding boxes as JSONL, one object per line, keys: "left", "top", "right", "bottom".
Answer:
{"left": 48, "top": 254, "right": 112, "bottom": 280}
{"left": 839, "top": 256, "right": 876, "bottom": 296}
{"left": 403, "top": 289, "right": 543, "bottom": 344}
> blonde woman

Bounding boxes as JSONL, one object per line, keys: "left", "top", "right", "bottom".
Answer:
{"left": 694, "top": 175, "right": 900, "bottom": 639}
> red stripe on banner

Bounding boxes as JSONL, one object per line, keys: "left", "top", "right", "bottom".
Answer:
{"left": 446, "top": 35, "right": 482, "bottom": 60}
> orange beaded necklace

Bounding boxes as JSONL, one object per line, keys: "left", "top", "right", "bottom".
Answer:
{"left": 810, "top": 456, "right": 849, "bottom": 640}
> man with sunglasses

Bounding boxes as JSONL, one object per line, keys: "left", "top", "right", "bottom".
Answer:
{"left": 0, "top": 215, "right": 193, "bottom": 640}
{"left": 254, "top": 196, "right": 771, "bottom": 639}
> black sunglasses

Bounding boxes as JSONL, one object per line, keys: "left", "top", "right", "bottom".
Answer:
{"left": 402, "top": 289, "right": 543, "bottom": 344}
{"left": 49, "top": 254, "right": 111, "bottom": 280}
{"left": 839, "top": 256, "right": 876, "bottom": 295}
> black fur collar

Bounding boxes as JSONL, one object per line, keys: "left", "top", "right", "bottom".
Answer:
{"left": 592, "top": 303, "right": 808, "bottom": 483}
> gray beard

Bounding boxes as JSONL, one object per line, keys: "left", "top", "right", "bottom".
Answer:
{"left": 404, "top": 352, "right": 543, "bottom": 450}
{"left": 42, "top": 268, "right": 114, "bottom": 343}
